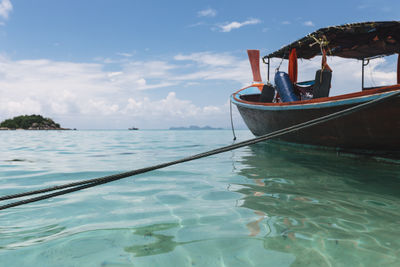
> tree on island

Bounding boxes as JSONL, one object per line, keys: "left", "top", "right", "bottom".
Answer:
{"left": 0, "top": 114, "right": 63, "bottom": 130}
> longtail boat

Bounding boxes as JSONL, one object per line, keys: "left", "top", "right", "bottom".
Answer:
{"left": 231, "top": 21, "right": 400, "bottom": 157}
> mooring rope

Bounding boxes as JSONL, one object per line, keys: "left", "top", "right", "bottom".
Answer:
{"left": 1, "top": 90, "right": 399, "bottom": 211}
{"left": 229, "top": 97, "right": 237, "bottom": 141}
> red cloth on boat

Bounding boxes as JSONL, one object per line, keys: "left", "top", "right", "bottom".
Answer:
{"left": 247, "top": 50, "right": 262, "bottom": 82}
{"left": 288, "top": 48, "right": 297, "bottom": 83}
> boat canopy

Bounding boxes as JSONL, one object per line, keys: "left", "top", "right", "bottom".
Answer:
{"left": 264, "top": 21, "right": 400, "bottom": 60}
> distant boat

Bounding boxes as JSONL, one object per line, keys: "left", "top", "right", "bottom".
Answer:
{"left": 231, "top": 21, "right": 400, "bottom": 157}
{"left": 128, "top": 127, "right": 139, "bottom": 130}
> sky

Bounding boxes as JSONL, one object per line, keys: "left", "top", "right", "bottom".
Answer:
{"left": 0, "top": 0, "right": 399, "bottom": 129}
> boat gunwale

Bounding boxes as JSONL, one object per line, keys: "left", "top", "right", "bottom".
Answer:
{"left": 232, "top": 84, "right": 400, "bottom": 110}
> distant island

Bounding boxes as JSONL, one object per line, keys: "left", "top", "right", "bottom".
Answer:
{"left": 169, "top": 125, "right": 224, "bottom": 130}
{"left": 0, "top": 115, "right": 70, "bottom": 130}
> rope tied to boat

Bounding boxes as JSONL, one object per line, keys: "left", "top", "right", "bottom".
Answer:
{"left": 309, "top": 34, "right": 333, "bottom": 83}
{"left": 229, "top": 96, "right": 237, "bottom": 141}
{"left": 1, "top": 90, "right": 399, "bottom": 211}
{"left": 275, "top": 51, "right": 287, "bottom": 72}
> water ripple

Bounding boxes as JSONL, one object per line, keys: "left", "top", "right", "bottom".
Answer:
{"left": 0, "top": 131, "right": 399, "bottom": 266}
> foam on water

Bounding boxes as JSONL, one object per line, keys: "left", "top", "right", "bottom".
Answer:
{"left": 0, "top": 130, "right": 399, "bottom": 266}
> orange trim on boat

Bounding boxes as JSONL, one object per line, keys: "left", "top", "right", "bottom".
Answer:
{"left": 233, "top": 84, "right": 400, "bottom": 106}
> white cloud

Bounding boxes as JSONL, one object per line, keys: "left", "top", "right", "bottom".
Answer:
{"left": 0, "top": 98, "right": 42, "bottom": 115}
{"left": 0, "top": 0, "right": 12, "bottom": 20}
{"left": 173, "top": 51, "right": 252, "bottom": 85}
{"left": 125, "top": 92, "right": 198, "bottom": 117}
{"left": 218, "top": 18, "right": 261, "bottom": 32}
{"left": 198, "top": 8, "right": 216, "bottom": 17}
{"left": 116, "top": 52, "right": 134, "bottom": 57}
{"left": 84, "top": 99, "right": 120, "bottom": 115}
{"left": 106, "top": 60, "right": 179, "bottom": 90}
{"left": 174, "top": 52, "right": 236, "bottom": 66}
{"left": 203, "top": 105, "right": 221, "bottom": 114}
{"left": 0, "top": 56, "right": 121, "bottom": 120}
{"left": 282, "top": 21, "right": 291, "bottom": 25}
{"left": 0, "top": 53, "right": 243, "bottom": 128}
{"left": 303, "top": 21, "right": 314, "bottom": 27}
{"left": 187, "top": 22, "right": 205, "bottom": 28}
{"left": 0, "top": 51, "right": 396, "bottom": 129}
{"left": 121, "top": 92, "right": 227, "bottom": 128}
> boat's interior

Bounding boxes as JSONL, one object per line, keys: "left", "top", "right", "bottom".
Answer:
{"left": 237, "top": 84, "right": 400, "bottom": 106}
{"left": 239, "top": 94, "right": 261, "bottom": 102}
{"left": 238, "top": 78, "right": 398, "bottom": 104}
{"left": 238, "top": 66, "right": 334, "bottom": 103}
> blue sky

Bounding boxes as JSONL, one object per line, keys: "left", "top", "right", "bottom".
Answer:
{"left": 0, "top": 0, "right": 399, "bottom": 129}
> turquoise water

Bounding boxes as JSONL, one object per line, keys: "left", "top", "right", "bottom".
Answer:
{"left": 0, "top": 130, "right": 399, "bottom": 266}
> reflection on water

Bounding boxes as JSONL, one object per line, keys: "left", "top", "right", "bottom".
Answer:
{"left": 235, "top": 142, "right": 400, "bottom": 266}
{"left": 125, "top": 223, "right": 190, "bottom": 257}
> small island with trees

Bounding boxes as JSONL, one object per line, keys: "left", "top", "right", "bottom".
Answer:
{"left": 0, "top": 115, "right": 70, "bottom": 130}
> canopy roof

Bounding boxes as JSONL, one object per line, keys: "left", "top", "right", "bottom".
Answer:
{"left": 264, "top": 21, "right": 400, "bottom": 60}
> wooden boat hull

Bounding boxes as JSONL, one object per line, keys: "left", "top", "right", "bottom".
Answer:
{"left": 232, "top": 85, "right": 400, "bottom": 154}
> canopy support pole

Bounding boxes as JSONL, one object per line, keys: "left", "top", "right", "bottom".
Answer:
{"left": 262, "top": 56, "right": 271, "bottom": 83}
{"left": 397, "top": 53, "right": 400, "bottom": 84}
{"left": 362, "top": 59, "right": 370, "bottom": 90}
{"left": 362, "top": 59, "right": 364, "bottom": 90}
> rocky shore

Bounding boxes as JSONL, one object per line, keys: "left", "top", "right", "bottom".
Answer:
{"left": 0, "top": 125, "right": 70, "bottom": 130}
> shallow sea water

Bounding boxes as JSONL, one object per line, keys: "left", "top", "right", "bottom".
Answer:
{"left": 0, "top": 130, "right": 399, "bottom": 266}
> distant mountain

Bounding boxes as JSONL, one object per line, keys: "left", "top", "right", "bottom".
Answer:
{"left": 169, "top": 125, "right": 224, "bottom": 130}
